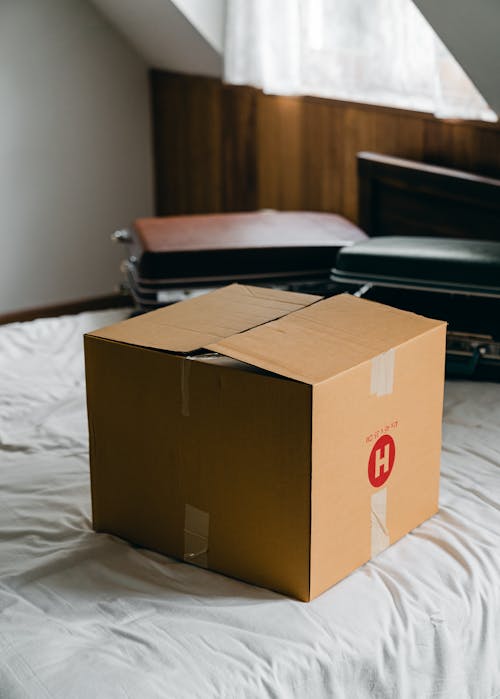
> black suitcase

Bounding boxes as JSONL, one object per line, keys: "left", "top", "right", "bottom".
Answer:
{"left": 121, "top": 255, "right": 340, "bottom": 312}
{"left": 113, "top": 210, "right": 366, "bottom": 312}
{"left": 331, "top": 236, "right": 500, "bottom": 380}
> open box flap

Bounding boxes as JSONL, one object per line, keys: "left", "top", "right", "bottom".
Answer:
{"left": 87, "top": 284, "right": 321, "bottom": 353}
{"left": 206, "top": 294, "right": 445, "bottom": 384}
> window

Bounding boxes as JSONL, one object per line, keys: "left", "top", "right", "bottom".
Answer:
{"left": 224, "top": 0, "right": 496, "bottom": 122}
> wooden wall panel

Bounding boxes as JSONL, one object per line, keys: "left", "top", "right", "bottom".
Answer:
{"left": 300, "top": 99, "right": 342, "bottom": 213}
{"left": 257, "top": 94, "right": 304, "bottom": 210}
{"left": 151, "top": 70, "right": 500, "bottom": 225}
{"left": 152, "top": 72, "right": 223, "bottom": 214}
{"left": 220, "top": 85, "right": 258, "bottom": 211}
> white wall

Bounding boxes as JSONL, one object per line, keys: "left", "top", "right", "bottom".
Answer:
{"left": 172, "top": 0, "right": 226, "bottom": 53}
{"left": 0, "top": 0, "right": 153, "bottom": 314}
{"left": 414, "top": 0, "right": 500, "bottom": 115}
{"left": 93, "top": 0, "right": 224, "bottom": 78}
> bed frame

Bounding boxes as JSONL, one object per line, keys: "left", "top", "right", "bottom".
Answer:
{"left": 357, "top": 152, "right": 500, "bottom": 241}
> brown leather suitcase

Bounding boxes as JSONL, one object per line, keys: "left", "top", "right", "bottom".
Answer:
{"left": 113, "top": 210, "right": 367, "bottom": 309}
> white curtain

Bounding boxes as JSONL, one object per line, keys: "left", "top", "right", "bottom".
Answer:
{"left": 224, "top": 0, "right": 496, "bottom": 122}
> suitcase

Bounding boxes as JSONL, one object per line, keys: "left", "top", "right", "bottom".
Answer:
{"left": 113, "top": 210, "right": 366, "bottom": 311}
{"left": 331, "top": 236, "right": 500, "bottom": 380}
{"left": 121, "top": 255, "right": 339, "bottom": 311}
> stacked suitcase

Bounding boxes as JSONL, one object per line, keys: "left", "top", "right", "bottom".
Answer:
{"left": 112, "top": 210, "right": 500, "bottom": 380}
{"left": 112, "top": 210, "right": 367, "bottom": 310}
{"left": 331, "top": 236, "right": 500, "bottom": 380}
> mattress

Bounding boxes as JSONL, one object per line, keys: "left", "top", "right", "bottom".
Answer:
{"left": 0, "top": 310, "right": 499, "bottom": 699}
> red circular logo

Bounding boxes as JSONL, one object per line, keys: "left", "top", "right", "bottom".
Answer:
{"left": 368, "top": 435, "right": 395, "bottom": 487}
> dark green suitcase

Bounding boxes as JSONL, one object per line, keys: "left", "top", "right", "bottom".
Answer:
{"left": 331, "top": 236, "right": 500, "bottom": 380}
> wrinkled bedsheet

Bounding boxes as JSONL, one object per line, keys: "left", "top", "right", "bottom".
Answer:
{"left": 0, "top": 310, "right": 499, "bottom": 699}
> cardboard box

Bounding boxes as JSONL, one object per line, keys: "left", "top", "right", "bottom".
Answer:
{"left": 84, "top": 284, "right": 446, "bottom": 601}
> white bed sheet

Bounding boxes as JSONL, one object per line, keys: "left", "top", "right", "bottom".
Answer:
{"left": 0, "top": 309, "right": 499, "bottom": 699}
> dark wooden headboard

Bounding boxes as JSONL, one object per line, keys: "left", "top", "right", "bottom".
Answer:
{"left": 357, "top": 152, "right": 500, "bottom": 241}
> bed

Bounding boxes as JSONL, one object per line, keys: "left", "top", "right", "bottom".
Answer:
{"left": 0, "top": 307, "right": 499, "bottom": 698}
{"left": 2, "top": 152, "right": 500, "bottom": 698}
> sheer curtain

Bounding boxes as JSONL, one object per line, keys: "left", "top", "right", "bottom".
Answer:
{"left": 224, "top": 0, "right": 496, "bottom": 122}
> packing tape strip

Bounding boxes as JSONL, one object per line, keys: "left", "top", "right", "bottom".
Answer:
{"left": 181, "top": 359, "right": 192, "bottom": 417}
{"left": 369, "top": 350, "right": 394, "bottom": 554}
{"left": 371, "top": 487, "right": 389, "bottom": 557}
{"left": 370, "top": 349, "right": 395, "bottom": 397}
{"left": 184, "top": 504, "right": 209, "bottom": 568}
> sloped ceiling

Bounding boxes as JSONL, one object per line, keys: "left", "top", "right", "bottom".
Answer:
{"left": 414, "top": 0, "right": 500, "bottom": 114}
{"left": 173, "top": 0, "right": 225, "bottom": 54}
{"left": 92, "top": 0, "right": 225, "bottom": 78}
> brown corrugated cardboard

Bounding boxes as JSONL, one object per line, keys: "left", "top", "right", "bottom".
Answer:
{"left": 84, "top": 284, "right": 446, "bottom": 601}
{"left": 207, "top": 293, "right": 441, "bottom": 383}
{"left": 93, "top": 283, "right": 321, "bottom": 352}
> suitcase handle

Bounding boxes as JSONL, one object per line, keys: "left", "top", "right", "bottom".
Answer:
{"left": 446, "top": 345, "right": 486, "bottom": 378}
{"left": 111, "top": 228, "right": 132, "bottom": 243}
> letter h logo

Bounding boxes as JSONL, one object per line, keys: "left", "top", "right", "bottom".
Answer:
{"left": 368, "top": 435, "right": 395, "bottom": 487}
